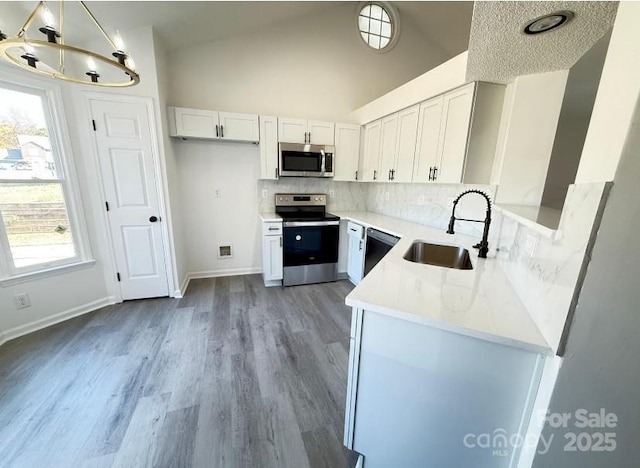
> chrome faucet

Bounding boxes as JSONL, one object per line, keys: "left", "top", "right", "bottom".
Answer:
{"left": 446, "top": 190, "right": 492, "bottom": 259}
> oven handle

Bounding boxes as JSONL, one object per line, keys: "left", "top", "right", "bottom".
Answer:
{"left": 284, "top": 221, "right": 340, "bottom": 227}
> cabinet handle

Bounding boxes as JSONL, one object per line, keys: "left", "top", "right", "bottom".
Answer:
{"left": 373, "top": 170, "right": 377, "bottom": 180}
{"left": 433, "top": 166, "right": 438, "bottom": 181}
{"left": 392, "top": 169, "right": 396, "bottom": 180}
{"left": 221, "top": 125, "right": 224, "bottom": 138}
{"left": 388, "top": 169, "right": 392, "bottom": 181}
{"left": 215, "top": 124, "right": 219, "bottom": 138}
{"left": 355, "top": 170, "right": 358, "bottom": 180}
{"left": 268, "top": 226, "right": 279, "bottom": 231}
{"left": 359, "top": 240, "right": 363, "bottom": 251}
{"left": 428, "top": 166, "right": 433, "bottom": 181}
{"left": 304, "top": 132, "right": 308, "bottom": 143}
{"left": 279, "top": 237, "right": 282, "bottom": 248}
{"left": 275, "top": 167, "right": 279, "bottom": 178}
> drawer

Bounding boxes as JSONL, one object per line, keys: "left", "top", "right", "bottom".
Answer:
{"left": 347, "top": 221, "right": 364, "bottom": 239}
{"left": 262, "top": 221, "right": 283, "bottom": 236}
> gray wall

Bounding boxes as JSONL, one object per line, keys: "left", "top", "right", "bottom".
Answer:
{"left": 532, "top": 98, "right": 640, "bottom": 466}
{"left": 541, "top": 31, "right": 611, "bottom": 210}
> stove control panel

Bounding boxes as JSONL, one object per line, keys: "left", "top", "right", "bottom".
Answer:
{"left": 275, "top": 194, "right": 327, "bottom": 207}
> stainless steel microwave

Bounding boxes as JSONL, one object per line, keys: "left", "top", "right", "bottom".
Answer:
{"left": 279, "top": 142, "right": 334, "bottom": 178}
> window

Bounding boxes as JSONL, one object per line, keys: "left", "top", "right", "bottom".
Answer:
{"left": 0, "top": 81, "right": 89, "bottom": 281}
{"left": 358, "top": 2, "right": 398, "bottom": 51}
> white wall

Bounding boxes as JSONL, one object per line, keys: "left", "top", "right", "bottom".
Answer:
{"left": 576, "top": 1, "right": 640, "bottom": 183}
{"left": 493, "top": 70, "right": 568, "bottom": 206}
{"left": 349, "top": 51, "right": 468, "bottom": 124}
{"left": 168, "top": 2, "right": 449, "bottom": 123}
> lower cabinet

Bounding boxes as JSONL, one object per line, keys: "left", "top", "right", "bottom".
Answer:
{"left": 347, "top": 222, "right": 365, "bottom": 285}
{"left": 262, "top": 221, "right": 283, "bottom": 286}
{"left": 344, "top": 309, "right": 545, "bottom": 468}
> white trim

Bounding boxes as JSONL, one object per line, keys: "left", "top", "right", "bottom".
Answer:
{"left": 189, "top": 267, "right": 262, "bottom": 280}
{"left": 172, "top": 272, "right": 191, "bottom": 299}
{"left": 0, "top": 296, "right": 117, "bottom": 347}
{"left": 0, "top": 259, "right": 96, "bottom": 287}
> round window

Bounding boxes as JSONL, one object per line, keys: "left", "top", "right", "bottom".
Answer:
{"left": 357, "top": 2, "right": 398, "bottom": 52}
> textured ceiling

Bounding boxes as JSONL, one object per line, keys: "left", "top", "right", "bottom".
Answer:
{"left": 467, "top": 1, "right": 619, "bottom": 83}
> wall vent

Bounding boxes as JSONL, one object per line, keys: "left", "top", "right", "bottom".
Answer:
{"left": 218, "top": 245, "right": 233, "bottom": 259}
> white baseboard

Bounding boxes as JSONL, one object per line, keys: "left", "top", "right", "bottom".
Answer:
{"left": 174, "top": 267, "right": 263, "bottom": 298}
{"left": 0, "top": 296, "right": 117, "bottom": 347}
{"left": 189, "top": 267, "right": 262, "bottom": 280}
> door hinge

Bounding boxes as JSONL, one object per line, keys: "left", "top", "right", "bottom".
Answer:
{"left": 105, "top": 201, "right": 110, "bottom": 211}
{"left": 92, "top": 119, "right": 96, "bottom": 131}
{"left": 117, "top": 272, "right": 121, "bottom": 282}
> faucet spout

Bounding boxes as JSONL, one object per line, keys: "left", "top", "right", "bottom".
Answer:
{"left": 446, "top": 190, "right": 492, "bottom": 259}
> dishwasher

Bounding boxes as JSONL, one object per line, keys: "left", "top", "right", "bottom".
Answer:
{"left": 363, "top": 228, "right": 400, "bottom": 277}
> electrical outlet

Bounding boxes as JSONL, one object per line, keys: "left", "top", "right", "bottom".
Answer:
{"left": 14, "top": 293, "right": 30, "bottom": 310}
{"left": 385, "top": 191, "right": 390, "bottom": 201}
{"left": 418, "top": 194, "right": 425, "bottom": 205}
{"left": 214, "top": 188, "right": 222, "bottom": 198}
{"left": 524, "top": 234, "right": 538, "bottom": 258}
{"left": 329, "top": 189, "right": 335, "bottom": 198}
{"left": 261, "top": 189, "right": 268, "bottom": 199}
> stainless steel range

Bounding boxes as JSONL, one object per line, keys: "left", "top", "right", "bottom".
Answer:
{"left": 275, "top": 194, "right": 340, "bottom": 286}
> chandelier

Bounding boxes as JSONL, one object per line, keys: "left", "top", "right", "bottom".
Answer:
{"left": 0, "top": 1, "right": 139, "bottom": 87}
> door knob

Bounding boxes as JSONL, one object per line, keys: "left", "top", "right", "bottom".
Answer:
{"left": 149, "top": 216, "right": 158, "bottom": 223}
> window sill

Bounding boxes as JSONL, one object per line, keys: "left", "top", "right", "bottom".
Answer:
{"left": 0, "top": 259, "right": 97, "bottom": 287}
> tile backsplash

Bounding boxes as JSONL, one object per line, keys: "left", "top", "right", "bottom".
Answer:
{"left": 258, "top": 180, "right": 367, "bottom": 213}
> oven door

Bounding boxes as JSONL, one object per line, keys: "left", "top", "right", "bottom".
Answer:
{"left": 282, "top": 220, "right": 339, "bottom": 286}
{"left": 279, "top": 143, "right": 333, "bottom": 177}
{"left": 283, "top": 221, "right": 339, "bottom": 266}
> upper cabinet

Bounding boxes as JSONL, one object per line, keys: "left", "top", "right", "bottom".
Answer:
{"left": 413, "top": 96, "right": 445, "bottom": 183}
{"left": 334, "top": 123, "right": 361, "bottom": 182}
{"left": 168, "top": 107, "right": 259, "bottom": 143}
{"left": 259, "top": 115, "right": 279, "bottom": 180}
{"left": 388, "top": 105, "right": 420, "bottom": 183}
{"left": 278, "top": 118, "right": 335, "bottom": 145}
{"left": 361, "top": 120, "right": 382, "bottom": 182}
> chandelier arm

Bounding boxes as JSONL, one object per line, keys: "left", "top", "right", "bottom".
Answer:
{"left": 17, "top": 1, "right": 45, "bottom": 38}
{"left": 79, "top": 1, "right": 118, "bottom": 50}
{"left": 59, "top": 0, "right": 65, "bottom": 73}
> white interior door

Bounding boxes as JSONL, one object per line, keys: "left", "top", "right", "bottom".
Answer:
{"left": 90, "top": 98, "right": 170, "bottom": 300}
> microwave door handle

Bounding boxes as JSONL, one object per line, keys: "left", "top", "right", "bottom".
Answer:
{"left": 320, "top": 149, "right": 326, "bottom": 174}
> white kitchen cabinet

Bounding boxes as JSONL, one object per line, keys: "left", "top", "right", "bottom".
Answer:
{"left": 378, "top": 113, "right": 399, "bottom": 182}
{"left": 259, "top": 115, "right": 279, "bottom": 180}
{"left": 344, "top": 309, "right": 545, "bottom": 467}
{"left": 361, "top": 119, "right": 382, "bottom": 182}
{"left": 346, "top": 221, "right": 365, "bottom": 285}
{"left": 334, "top": 123, "right": 361, "bottom": 181}
{"left": 436, "top": 83, "right": 475, "bottom": 183}
{"left": 262, "top": 221, "right": 283, "bottom": 287}
{"left": 393, "top": 105, "right": 420, "bottom": 182}
{"left": 412, "top": 96, "right": 445, "bottom": 183}
{"left": 278, "top": 118, "right": 335, "bottom": 145}
{"left": 168, "top": 107, "right": 259, "bottom": 142}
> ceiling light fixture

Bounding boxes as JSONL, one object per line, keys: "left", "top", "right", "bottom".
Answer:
{"left": 0, "top": 1, "right": 139, "bottom": 87}
{"left": 523, "top": 11, "right": 574, "bottom": 35}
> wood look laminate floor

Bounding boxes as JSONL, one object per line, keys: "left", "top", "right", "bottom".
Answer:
{"left": 0, "top": 275, "right": 359, "bottom": 468}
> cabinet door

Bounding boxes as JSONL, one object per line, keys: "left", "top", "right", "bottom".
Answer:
{"left": 361, "top": 120, "right": 382, "bottom": 182}
{"left": 262, "top": 235, "right": 283, "bottom": 281}
{"left": 218, "top": 111, "right": 259, "bottom": 142}
{"left": 436, "top": 83, "right": 475, "bottom": 183}
{"left": 259, "top": 115, "right": 279, "bottom": 180}
{"left": 347, "top": 231, "right": 365, "bottom": 285}
{"left": 379, "top": 113, "right": 399, "bottom": 182}
{"left": 172, "top": 107, "right": 219, "bottom": 139}
{"left": 308, "top": 120, "right": 335, "bottom": 145}
{"left": 334, "top": 123, "right": 361, "bottom": 181}
{"left": 278, "top": 117, "right": 307, "bottom": 144}
{"left": 412, "top": 96, "right": 444, "bottom": 183}
{"left": 394, "top": 105, "right": 420, "bottom": 183}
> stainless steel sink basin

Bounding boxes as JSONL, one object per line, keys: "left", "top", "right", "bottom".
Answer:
{"left": 403, "top": 242, "right": 473, "bottom": 270}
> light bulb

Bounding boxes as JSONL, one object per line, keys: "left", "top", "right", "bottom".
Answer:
{"left": 23, "top": 44, "right": 35, "bottom": 55}
{"left": 113, "top": 31, "right": 125, "bottom": 51}
{"left": 87, "top": 57, "right": 97, "bottom": 72}
{"left": 42, "top": 8, "right": 55, "bottom": 27}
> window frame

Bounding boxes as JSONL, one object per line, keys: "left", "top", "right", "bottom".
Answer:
{"left": 0, "top": 72, "right": 94, "bottom": 285}
{"left": 355, "top": 1, "right": 401, "bottom": 53}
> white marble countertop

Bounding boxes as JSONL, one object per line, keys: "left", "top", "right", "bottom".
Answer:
{"left": 259, "top": 212, "right": 282, "bottom": 222}
{"left": 334, "top": 211, "right": 551, "bottom": 355}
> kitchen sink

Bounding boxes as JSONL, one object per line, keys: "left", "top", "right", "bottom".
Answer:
{"left": 403, "top": 242, "right": 473, "bottom": 270}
